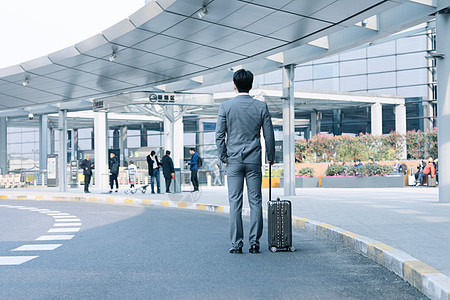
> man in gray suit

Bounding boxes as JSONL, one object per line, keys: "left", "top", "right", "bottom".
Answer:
{"left": 216, "top": 69, "right": 275, "bottom": 254}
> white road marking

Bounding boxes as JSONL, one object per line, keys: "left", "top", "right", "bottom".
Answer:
{"left": 47, "top": 213, "right": 69, "bottom": 216}
{"left": 48, "top": 228, "right": 80, "bottom": 233}
{"left": 18, "top": 207, "right": 38, "bottom": 210}
{"left": 0, "top": 256, "right": 39, "bottom": 265}
{"left": 36, "top": 235, "right": 75, "bottom": 241}
{"left": 12, "top": 244, "right": 62, "bottom": 251}
{"left": 53, "top": 223, "right": 81, "bottom": 227}
{"left": 54, "top": 219, "right": 81, "bottom": 222}
{"left": 53, "top": 216, "right": 78, "bottom": 219}
{"left": 40, "top": 211, "right": 61, "bottom": 214}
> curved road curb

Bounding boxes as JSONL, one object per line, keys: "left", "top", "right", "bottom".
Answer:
{"left": 1, "top": 193, "right": 449, "bottom": 300}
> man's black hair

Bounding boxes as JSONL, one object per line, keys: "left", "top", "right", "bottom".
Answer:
{"left": 166, "top": 150, "right": 171, "bottom": 155}
{"left": 150, "top": 150, "right": 156, "bottom": 156}
{"left": 189, "top": 148, "right": 196, "bottom": 152}
{"left": 233, "top": 69, "right": 253, "bottom": 93}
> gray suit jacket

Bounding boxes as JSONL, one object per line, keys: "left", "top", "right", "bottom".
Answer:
{"left": 215, "top": 94, "right": 275, "bottom": 165}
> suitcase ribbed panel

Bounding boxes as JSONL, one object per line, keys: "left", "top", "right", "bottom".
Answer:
{"left": 268, "top": 199, "right": 292, "bottom": 249}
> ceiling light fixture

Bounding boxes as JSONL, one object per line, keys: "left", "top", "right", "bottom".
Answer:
{"left": 109, "top": 51, "right": 117, "bottom": 62}
{"left": 197, "top": 6, "right": 208, "bottom": 18}
{"left": 22, "top": 78, "right": 29, "bottom": 87}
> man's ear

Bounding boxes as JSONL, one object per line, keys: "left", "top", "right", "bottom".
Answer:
{"left": 233, "top": 84, "right": 238, "bottom": 93}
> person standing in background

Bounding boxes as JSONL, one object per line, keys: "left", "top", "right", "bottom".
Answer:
{"left": 161, "top": 150, "right": 175, "bottom": 194}
{"left": 109, "top": 152, "right": 120, "bottom": 193}
{"left": 147, "top": 151, "right": 161, "bottom": 194}
{"left": 186, "top": 148, "right": 199, "bottom": 192}
{"left": 80, "top": 154, "right": 94, "bottom": 193}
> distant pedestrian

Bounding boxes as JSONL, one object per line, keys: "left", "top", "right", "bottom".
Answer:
{"left": 216, "top": 69, "right": 275, "bottom": 254}
{"left": 147, "top": 151, "right": 161, "bottom": 194}
{"left": 109, "top": 152, "right": 120, "bottom": 193}
{"left": 128, "top": 161, "right": 137, "bottom": 189}
{"left": 161, "top": 150, "right": 175, "bottom": 194}
{"left": 186, "top": 148, "right": 199, "bottom": 192}
{"left": 354, "top": 159, "right": 363, "bottom": 168}
{"left": 213, "top": 164, "right": 222, "bottom": 186}
{"left": 367, "top": 158, "right": 377, "bottom": 165}
{"left": 80, "top": 154, "right": 94, "bottom": 193}
{"left": 415, "top": 156, "right": 435, "bottom": 186}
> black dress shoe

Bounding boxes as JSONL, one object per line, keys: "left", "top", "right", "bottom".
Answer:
{"left": 229, "top": 247, "right": 243, "bottom": 254}
{"left": 249, "top": 245, "right": 260, "bottom": 254}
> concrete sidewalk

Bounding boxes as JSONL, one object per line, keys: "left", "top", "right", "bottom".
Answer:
{"left": 1, "top": 185, "right": 449, "bottom": 298}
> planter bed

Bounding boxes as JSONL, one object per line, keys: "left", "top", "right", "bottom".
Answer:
{"left": 320, "top": 175, "right": 405, "bottom": 188}
{"left": 280, "top": 177, "right": 319, "bottom": 188}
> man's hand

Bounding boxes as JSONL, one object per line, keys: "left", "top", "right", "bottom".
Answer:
{"left": 269, "top": 161, "right": 275, "bottom": 166}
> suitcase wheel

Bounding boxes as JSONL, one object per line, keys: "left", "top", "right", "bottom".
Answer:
{"left": 269, "top": 246, "right": 277, "bottom": 253}
{"left": 288, "top": 246, "right": 296, "bottom": 252}
{"left": 141, "top": 188, "right": 146, "bottom": 194}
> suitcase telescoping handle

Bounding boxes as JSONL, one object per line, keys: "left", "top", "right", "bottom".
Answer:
{"left": 269, "top": 163, "right": 271, "bottom": 202}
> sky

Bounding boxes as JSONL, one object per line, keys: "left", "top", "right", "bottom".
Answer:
{"left": 0, "top": 0, "right": 145, "bottom": 69}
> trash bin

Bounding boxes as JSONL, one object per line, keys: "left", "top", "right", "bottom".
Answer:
{"left": 159, "top": 168, "right": 181, "bottom": 193}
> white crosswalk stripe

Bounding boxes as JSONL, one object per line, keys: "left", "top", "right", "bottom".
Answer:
{"left": 53, "top": 215, "right": 78, "bottom": 219}
{"left": 12, "top": 244, "right": 62, "bottom": 251}
{"left": 0, "top": 256, "right": 39, "bottom": 265}
{"left": 54, "top": 219, "right": 81, "bottom": 222}
{"left": 48, "top": 228, "right": 80, "bottom": 233}
{"left": 36, "top": 235, "right": 75, "bottom": 241}
{"left": 53, "top": 223, "right": 81, "bottom": 227}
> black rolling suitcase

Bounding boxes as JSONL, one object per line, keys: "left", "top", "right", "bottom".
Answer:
{"left": 267, "top": 164, "right": 295, "bottom": 253}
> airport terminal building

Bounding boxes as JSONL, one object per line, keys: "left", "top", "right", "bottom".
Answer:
{"left": 0, "top": 0, "right": 449, "bottom": 202}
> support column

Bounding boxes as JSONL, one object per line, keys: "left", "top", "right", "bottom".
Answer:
{"left": 140, "top": 124, "right": 148, "bottom": 147}
{"left": 119, "top": 126, "right": 127, "bottom": 166}
{"left": 113, "top": 129, "right": 120, "bottom": 149}
{"left": 173, "top": 118, "right": 184, "bottom": 168}
{"left": 436, "top": 8, "right": 450, "bottom": 203}
{"left": 371, "top": 103, "right": 383, "bottom": 135}
{"left": 310, "top": 111, "right": 321, "bottom": 137}
{"left": 395, "top": 104, "right": 407, "bottom": 159}
{"left": 0, "top": 117, "right": 7, "bottom": 175}
{"left": 73, "top": 129, "right": 78, "bottom": 160}
{"left": 332, "top": 109, "right": 342, "bottom": 136}
{"left": 94, "top": 111, "right": 108, "bottom": 191}
{"left": 421, "top": 101, "right": 434, "bottom": 131}
{"left": 58, "top": 110, "right": 68, "bottom": 192}
{"left": 39, "top": 115, "right": 49, "bottom": 171}
{"left": 50, "top": 128, "right": 55, "bottom": 154}
{"left": 163, "top": 115, "right": 174, "bottom": 155}
{"left": 282, "top": 65, "right": 295, "bottom": 196}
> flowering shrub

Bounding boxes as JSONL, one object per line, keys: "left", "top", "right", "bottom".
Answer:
{"left": 297, "top": 167, "right": 315, "bottom": 177}
{"left": 296, "top": 129, "right": 438, "bottom": 163}
{"left": 325, "top": 163, "right": 393, "bottom": 177}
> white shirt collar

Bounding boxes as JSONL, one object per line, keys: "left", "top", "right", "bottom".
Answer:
{"left": 237, "top": 92, "right": 250, "bottom": 95}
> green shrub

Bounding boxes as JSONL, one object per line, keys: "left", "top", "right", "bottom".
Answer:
{"left": 325, "top": 164, "right": 346, "bottom": 176}
{"left": 298, "top": 167, "right": 314, "bottom": 177}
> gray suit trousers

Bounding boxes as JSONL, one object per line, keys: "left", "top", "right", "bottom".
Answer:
{"left": 227, "top": 163, "right": 263, "bottom": 248}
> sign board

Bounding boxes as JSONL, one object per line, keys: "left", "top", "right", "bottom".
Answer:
{"left": 47, "top": 154, "right": 58, "bottom": 187}
{"left": 69, "top": 160, "right": 78, "bottom": 188}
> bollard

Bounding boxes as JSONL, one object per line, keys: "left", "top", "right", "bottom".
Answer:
{"left": 207, "top": 174, "right": 211, "bottom": 187}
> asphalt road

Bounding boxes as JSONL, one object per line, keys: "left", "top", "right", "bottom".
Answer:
{"left": 0, "top": 200, "right": 425, "bottom": 299}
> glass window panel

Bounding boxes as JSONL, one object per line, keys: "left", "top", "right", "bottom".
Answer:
{"left": 148, "top": 134, "right": 162, "bottom": 147}
{"left": 78, "top": 139, "right": 91, "bottom": 150}
{"left": 295, "top": 81, "right": 313, "bottom": 90}
{"left": 368, "top": 56, "right": 396, "bottom": 73}
{"left": 294, "top": 65, "right": 313, "bottom": 81}
{"left": 397, "top": 69, "right": 428, "bottom": 86}
{"left": 396, "top": 35, "right": 427, "bottom": 53}
{"left": 203, "top": 132, "right": 215, "bottom": 145}
{"left": 397, "top": 52, "right": 428, "bottom": 69}
{"left": 368, "top": 88, "right": 397, "bottom": 95}
{"left": 368, "top": 72, "right": 396, "bottom": 89}
{"left": 340, "top": 59, "right": 366, "bottom": 76}
{"left": 78, "top": 128, "right": 92, "bottom": 139}
{"left": 313, "top": 78, "right": 339, "bottom": 91}
{"left": 7, "top": 127, "right": 21, "bottom": 134}
{"left": 397, "top": 85, "right": 428, "bottom": 98}
{"left": 262, "top": 69, "right": 282, "bottom": 85}
{"left": 128, "top": 129, "right": 140, "bottom": 137}
{"left": 7, "top": 143, "right": 22, "bottom": 153}
{"left": 184, "top": 133, "right": 196, "bottom": 146}
{"left": 340, "top": 75, "right": 367, "bottom": 91}
{"left": 314, "top": 55, "right": 339, "bottom": 64}
{"left": 21, "top": 142, "right": 39, "bottom": 153}
{"left": 127, "top": 136, "right": 140, "bottom": 148}
{"left": 367, "top": 41, "right": 395, "bottom": 57}
{"left": 339, "top": 48, "right": 367, "bottom": 61}
{"left": 313, "top": 63, "right": 339, "bottom": 79}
